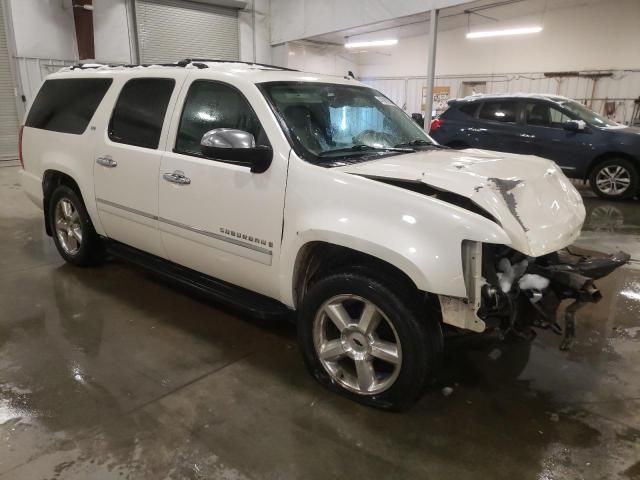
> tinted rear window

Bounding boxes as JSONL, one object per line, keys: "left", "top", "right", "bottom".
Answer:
{"left": 26, "top": 78, "right": 112, "bottom": 134}
{"left": 109, "top": 78, "right": 175, "bottom": 149}
{"left": 459, "top": 103, "right": 479, "bottom": 117}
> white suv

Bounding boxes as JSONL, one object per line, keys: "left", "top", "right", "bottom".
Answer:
{"left": 19, "top": 59, "right": 627, "bottom": 409}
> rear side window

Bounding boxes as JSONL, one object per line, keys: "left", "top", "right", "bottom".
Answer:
{"left": 478, "top": 101, "right": 517, "bottom": 123}
{"left": 109, "top": 78, "right": 175, "bottom": 149}
{"left": 26, "top": 78, "right": 112, "bottom": 134}
{"left": 459, "top": 103, "right": 480, "bottom": 117}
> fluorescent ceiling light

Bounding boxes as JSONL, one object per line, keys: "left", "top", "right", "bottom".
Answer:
{"left": 466, "top": 26, "right": 543, "bottom": 39}
{"left": 345, "top": 39, "right": 398, "bottom": 49}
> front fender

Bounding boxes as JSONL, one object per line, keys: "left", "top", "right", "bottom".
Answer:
{"left": 278, "top": 156, "right": 511, "bottom": 306}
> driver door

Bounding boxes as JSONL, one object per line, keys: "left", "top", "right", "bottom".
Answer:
{"left": 158, "top": 79, "right": 288, "bottom": 299}
{"left": 521, "top": 101, "right": 591, "bottom": 173}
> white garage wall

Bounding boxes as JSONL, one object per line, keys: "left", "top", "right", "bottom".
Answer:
{"left": 365, "top": 72, "right": 640, "bottom": 125}
{"left": 94, "top": 0, "right": 135, "bottom": 64}
{"left": 274, "top": 42, "right": 359, "bottom": 76}
{"left": 358, "top": 0, "right": 640, "bottom": 124}
{"left": 8, "top": 0, "right": 132, "bottom": 115}
{"left": 239, "top": 0, "right": 272, "bottom": 63}
{"left": 9, "top": 0, "right": 77, "bottom": 59}
{"left": 6, "top": 0, "right": 273, "bottom": 117}
{"left": 270, "top": 0, "right": 475, "bottom": 44}
{"left": 358, "top": 0, "right": 640, "bottom": 77}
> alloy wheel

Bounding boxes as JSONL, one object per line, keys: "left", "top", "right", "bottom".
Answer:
{"left": 313, "top": 294, "right": 402, "bottom": 395}
{"left": 595, "top": 165, "right": 631, "bottom": 195}
{"left": 54, "top": 198, "right": 83, "bottom": 255}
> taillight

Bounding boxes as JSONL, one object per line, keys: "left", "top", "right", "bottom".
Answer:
{"left": 430, "top": 118, "right": 443, "bottom": 133}
{"left": 18, "top": 125, "right": 24, "bottom": 168}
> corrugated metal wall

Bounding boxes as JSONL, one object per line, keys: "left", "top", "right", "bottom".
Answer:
{"left": 363, "top": 71, "right": 640, "bottom": 125}
{"left": 136, "top": 0, "right": 239, "bottom": 64}
{"left": 0, "top": 1, "right": 19, "bottom": 161}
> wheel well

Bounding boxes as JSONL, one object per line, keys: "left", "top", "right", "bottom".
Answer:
{"left": 292, "top": 241, "right": 423, "bottom": 309}
{"left": 42, "top": 170, "right": 83, "bottom": 236}
{"left": 585, "top": 152, "right": 639, "bottom": 181}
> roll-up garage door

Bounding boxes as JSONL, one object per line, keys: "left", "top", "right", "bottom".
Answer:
{"left": 0, "top": 1, "right": 19, "bottom": 161}
{"left": 135, "top": 0, "right": 239, "bottom": 64}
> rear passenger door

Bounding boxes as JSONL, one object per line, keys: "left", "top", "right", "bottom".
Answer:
{"left": 474, "top": 100, "right": 527, "bottom": 154}
{"left": 93, "top": 72, "right": 186, "bottom": 257}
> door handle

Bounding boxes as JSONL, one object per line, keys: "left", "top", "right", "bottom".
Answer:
{"left": 96, "top": 156, "right": 117, "bottom": 168}
{"left": 163, "top": 171, "right": 191, "bottom": 185}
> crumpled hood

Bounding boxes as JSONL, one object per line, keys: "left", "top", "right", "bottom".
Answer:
{"left": 336, "top": 148, "right": 586, "bottom": 257}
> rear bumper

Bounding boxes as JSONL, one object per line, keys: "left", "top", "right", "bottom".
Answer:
{"left": 18, "top": 169, "right": 43, "bottom": 210}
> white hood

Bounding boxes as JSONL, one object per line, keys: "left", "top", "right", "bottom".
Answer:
{"left": 336, "top": 148, "right": 586, "bottom": 257}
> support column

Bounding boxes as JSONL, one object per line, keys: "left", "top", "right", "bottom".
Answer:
{"left": 72, "top": 0, "right": 95, "bottom": 60}
{"left": 424, "top": 8, "right": 439, "bottom": 133}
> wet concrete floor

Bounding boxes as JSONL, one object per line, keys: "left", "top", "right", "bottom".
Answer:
{"left": 1, "top": 165, "right": 639, "bottom": 479}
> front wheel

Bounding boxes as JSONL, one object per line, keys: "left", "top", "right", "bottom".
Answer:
{"left": 589, "top": 158, "right": 638, "bottom": 200}
{"left": 297, "top": 270, "right": 442, "bottom": 410}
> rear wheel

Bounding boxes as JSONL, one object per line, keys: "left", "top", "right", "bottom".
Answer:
{"left": 49, "top": 185, "right": 103, "bottom": 266}
{"left": 298, "top": 270, "right": 442, "bottom": 410}
{"left": 589, "top": 158, "right": 638, "bottom": 200}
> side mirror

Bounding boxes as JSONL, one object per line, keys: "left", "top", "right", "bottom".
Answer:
{"left": 563, "top": 120, "right": 587, "bottom": 132}
{"left": 200, "top": 128, "right": 272, "bottom": 173}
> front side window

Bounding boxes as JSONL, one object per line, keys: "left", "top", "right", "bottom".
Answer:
{"left": 175, "top": 81, "right": 266, "bottom": 156}
{"left": 109, "top": 78, "right": 175, "bottom": 149}
{"left": 26, "top": 78, "right": 113, "bottom": 135}
{"left": 260, "top": 82, "right": 434, "bottom": 164}
{"left": 550, "top": 106, "right": 572, "bottom": 125}
{"left": 559, "top": 99, "right": 619, "bottom": 128}
{"left": 478, "top": 101, "right": 517, "bottom": 123}
{"left": 525, "top": 102, "right": 572, "bottom": 127}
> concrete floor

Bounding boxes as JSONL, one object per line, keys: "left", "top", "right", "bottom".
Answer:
{"left": 1, "top": 164, "right": 639, "bottom": 480}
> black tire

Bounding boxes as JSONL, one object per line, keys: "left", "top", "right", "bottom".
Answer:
{"left": 589, "top": 158, "right": 638, "bottom": 200}
{"left": 297, "top": 269, "right": 442, "bottom": 411}
{"left": 48, "top": 185, "right": 103, "bottom": 266}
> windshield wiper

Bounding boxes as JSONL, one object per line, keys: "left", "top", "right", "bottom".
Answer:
{"left": 317, "top": 144, "right": 414, "bottom": 157}
{"left": 393, "top": 139, "right": 445, "bottom": 148}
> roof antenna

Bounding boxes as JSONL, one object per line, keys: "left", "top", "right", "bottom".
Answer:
{"left": 347, "top": 70, "right": 355, "bottom": 79}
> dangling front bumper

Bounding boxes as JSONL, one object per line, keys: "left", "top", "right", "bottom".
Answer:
{"left": 478, "top": 245, "right": 630, "bottom": 349}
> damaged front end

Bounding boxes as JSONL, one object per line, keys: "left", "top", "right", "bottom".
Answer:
{"left": 478, "top": 244, "right": 629, "bottom": 350}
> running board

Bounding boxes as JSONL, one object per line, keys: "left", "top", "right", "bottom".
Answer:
{"left": 105, "top": 240, "right": 292, "bottom": 319}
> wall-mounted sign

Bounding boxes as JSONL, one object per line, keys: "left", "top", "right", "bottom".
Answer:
{"left": 422, "top": 86, "right": 450, "bottom": 116}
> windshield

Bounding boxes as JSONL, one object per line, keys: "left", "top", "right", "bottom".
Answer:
{"left": 260, "top": 82, "right": 435, "bottom": 163}
{"left": 559, "top": 99, "right": 619, "bottom": 128}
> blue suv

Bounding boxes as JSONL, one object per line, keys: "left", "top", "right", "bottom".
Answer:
{"left": 430, "top": 94, "right": 640, "bottom": 200}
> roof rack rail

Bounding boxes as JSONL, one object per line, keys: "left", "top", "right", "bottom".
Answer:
{"left": 67, "top": 59, "right": 297, "bottom": 72}
{"left": 182, "top": 58, "right": 298, "bottom": 72}
{"left": 68, "top": 62, "right": 207, "bottom": 70}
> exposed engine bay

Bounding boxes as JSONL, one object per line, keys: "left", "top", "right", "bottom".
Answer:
{"left": 479, "top": 245, "right": 630, "bottom": 350}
